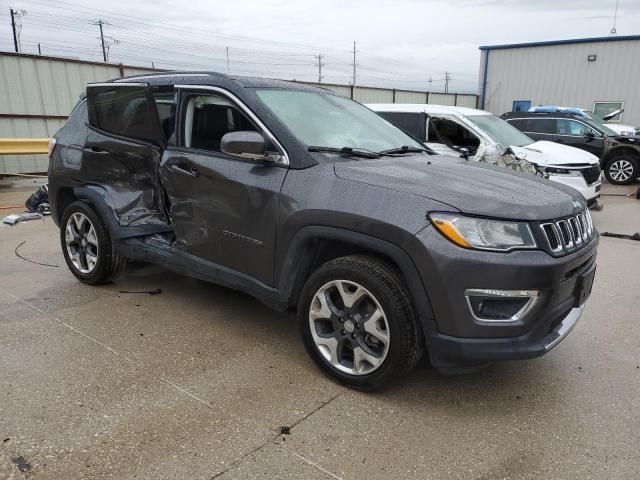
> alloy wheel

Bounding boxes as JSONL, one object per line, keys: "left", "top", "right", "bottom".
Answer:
{"left": 308, "top": 280, "right": 390, "bottom": 376}
{"left": 609, "top": 159, "right": 635, "bottom": 182}
{"left": 65, "top": 212, "right": 99, "bottom": 274}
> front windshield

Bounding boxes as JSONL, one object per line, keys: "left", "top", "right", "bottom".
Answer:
{"left": 580, "top": 114, "right": 618, "bottom": 136}
{"left": 255, "top": 89, "right": 424, "bottom": 153}
{"left": 466, "top": 113, "right": 533, "bottom": 148}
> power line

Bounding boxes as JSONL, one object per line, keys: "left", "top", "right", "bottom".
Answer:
{"left": 351, "top": 41, "right": 357, "bottom": 89}
{"left": 315, "top": 54, "right": 324, "bottom": 83}
{"left": 444, "top": 72, "right": 451, "bottom": 93}
{"left": 9, "top": 7, "right": 18, "bottom": 52}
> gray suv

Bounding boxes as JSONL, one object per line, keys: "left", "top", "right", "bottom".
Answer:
{"left": 48, "top": 73, "right": 598, "bottom": 389}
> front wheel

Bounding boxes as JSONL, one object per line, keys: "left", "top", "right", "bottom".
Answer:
{"left": 298, "top": 255, "right": 423, "bottom": 390}
{"left": 60, "top": 201, "right": 127, "bottom": 284}
{"left": 604, "top": 155, "right": 639, "bottom": 185}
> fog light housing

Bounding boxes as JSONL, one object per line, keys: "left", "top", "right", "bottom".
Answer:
{"left": 465, "top": 289, "right": 539, "bottom": 323}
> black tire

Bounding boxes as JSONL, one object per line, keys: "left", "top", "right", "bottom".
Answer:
{"left": 604, "top": 154, "right": 640, "bottom": 185}
{"left": 60, "top": 201, "right": 127, "bottom": 285}
{"left": 298, "top": 255, "right": 423, "bottom": 390}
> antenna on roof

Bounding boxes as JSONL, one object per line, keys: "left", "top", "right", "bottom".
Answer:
{"left": 610, "top": 0, "right": 619, "bottom": 36}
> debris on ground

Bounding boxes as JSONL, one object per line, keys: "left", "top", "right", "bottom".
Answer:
{"left": 11, "top": 455, "right": 32, "bottom": 472}
{"left": 2, "top": 212, "right": 43, "bottom": 225}
{"left": 14, "top": 241, "right": 59, "bottom": 267}
{"left": 280, "top": 426, "right": 291, "bottom": 435}
{"left": 119, "top": 288, "right": 163, "bottom": 295}
{"left": 25, "top": 184, "right": 50, "bottom": 214}
{"left": 601, "top": 232, "right": 640, "bottom": 241}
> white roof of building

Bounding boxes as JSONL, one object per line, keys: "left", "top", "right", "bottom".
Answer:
{"left": 367, "top": 103, "right": 492, "bottom": 116}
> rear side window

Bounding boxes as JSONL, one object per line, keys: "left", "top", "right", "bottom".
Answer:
{"left": 377, "top": 112, "right": 426, "bottom": 141}
{"left": 521, "top": 118, "right": 555, "bottom": 134}
{"left": 87, "top": 86, "right": 161, "bottom": 144}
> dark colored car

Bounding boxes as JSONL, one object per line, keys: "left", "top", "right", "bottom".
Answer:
{"left": 48, "top": 73, "right": 598, "bottom": 389}
{"left": 502, "top": 111, "right": 640, "bottom": 185}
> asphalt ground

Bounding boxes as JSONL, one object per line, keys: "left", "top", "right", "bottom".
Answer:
{"left": 0, "top": 179, "right": 639, "bottom": 479}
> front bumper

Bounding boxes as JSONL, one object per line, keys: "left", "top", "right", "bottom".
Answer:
{"left": 547, "top": 173, "right": 601, "bottom": 203}
{"left": 406, "top": 226, "right": 598, "bottom": 370}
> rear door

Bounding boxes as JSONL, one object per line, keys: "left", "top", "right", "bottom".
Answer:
{"left": 518, "top": 118, "right": 556, "bottom": 143}
{"left": 84, "top": 83, "right": 167, "bottom": 226}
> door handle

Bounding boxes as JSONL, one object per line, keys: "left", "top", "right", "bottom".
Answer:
{"left": 83, "top": 146, "right": 110, "bottom": 154}
{"left": 170, "top": 163, "right": 200, "bottom": 178}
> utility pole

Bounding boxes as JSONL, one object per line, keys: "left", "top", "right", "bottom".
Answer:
{"left": 37, "top": 42, "right": 41, "bottom": 55}
{"left": 351, "top": 41, "right": 357, "bottom": 89}
{"left": 10, "top": 8, "right": 18, "bottom": 52}
{"left": 315, "top": 54, "right": 324, "bottom": 83}
{"left": 92, "top": 19, "right": 107, "bottom": 62}
{"left": 444, "top": 72, "right": 451, "bottom": 93}
{"left": 226, "top": 46, "right": 230, "bottom": 74}
{"left": 427, "top": 76, "right": 433, "bottom": 93}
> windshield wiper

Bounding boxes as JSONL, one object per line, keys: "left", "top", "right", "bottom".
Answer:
{"left": 377, "top": 145, "right": 428, "bottom": 155}
{"left": 307, "top": 146, "right": 381, "bottom": 159}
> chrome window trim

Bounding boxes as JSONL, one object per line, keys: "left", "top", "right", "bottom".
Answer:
{"left": 506, "top": 116, "right": 603, "bottom": 137}
{"left": 87, "top": 82, "right": 149, "bottom": 88}
{"left": 464, "top": 289, "right": 540, "bottom": 324}
{"left": 174, "top": 84, "right": 290, "bottom": 166}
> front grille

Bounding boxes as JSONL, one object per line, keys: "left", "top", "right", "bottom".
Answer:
{"left": 580, "top": 165, "right": 601, "bottom": 185}
{"left": 541, "top": 209, "right": 594, "bottom": 255}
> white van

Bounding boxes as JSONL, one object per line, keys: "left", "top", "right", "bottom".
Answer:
{"left": 368, "top": 104, "right": 602, "bottom": 208}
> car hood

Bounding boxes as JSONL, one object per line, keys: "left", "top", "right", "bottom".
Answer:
{"left": 334, "top": 154, "right": 583, "bottom": 221}
{"left": 510, "top": 141, "right": 599, "bottom": 167}
{"left": 607, "top": 123, "right": 639, "bottom": 135}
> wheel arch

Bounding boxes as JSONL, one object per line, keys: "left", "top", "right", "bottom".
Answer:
{"left": 603, "top": 146, "right": 640, "bottom": 165}
{"left": 278, "top": 226, "right": 434, "bottom": 320}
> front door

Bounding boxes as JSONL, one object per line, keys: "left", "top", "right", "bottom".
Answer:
{"left": 554, "top": 119, "right": 604, "bottom": 156}
{"left": 160, "top": 88, "right": 288, "bottom": 286}
{"left": 84, "top": 83, "right": 167, "bottom": 226}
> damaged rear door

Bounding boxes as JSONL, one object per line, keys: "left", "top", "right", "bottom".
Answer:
{"left": 84, "top": 82, "right": 168, "bottom": 228}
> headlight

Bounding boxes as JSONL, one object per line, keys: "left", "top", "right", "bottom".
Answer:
{"left": 544, "top": 167, "right": 582, "bottom": 177}
{"left": 429, "top": 213, "right": 537, "bottom": 251}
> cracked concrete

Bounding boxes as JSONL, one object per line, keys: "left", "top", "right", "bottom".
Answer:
{"left": 1, "top": 182, "right": 639, "bottom": 479}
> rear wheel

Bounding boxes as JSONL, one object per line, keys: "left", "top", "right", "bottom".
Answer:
{"left": 60, "top": 201, "right": 127, "bottom": 284}
{"left": 299, "top": 255, "right": 423, "bottom": 390}
{"left": 604, "top": 154, "right": 639, "bottom": 185}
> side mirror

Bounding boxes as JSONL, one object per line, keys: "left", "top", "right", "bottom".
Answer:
{"left": 220, "top": 131, "right": 267, "bottom": 159}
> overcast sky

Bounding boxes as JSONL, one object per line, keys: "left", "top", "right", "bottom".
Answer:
{"left": 1, "top": 0, "right": 638, "bottom": 93}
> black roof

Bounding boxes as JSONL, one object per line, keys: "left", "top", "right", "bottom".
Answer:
{"left": 112, "top": 71, "right": 327, "bottom": 92}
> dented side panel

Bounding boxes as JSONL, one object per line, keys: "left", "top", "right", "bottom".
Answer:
{"left": 81, "top": 129, "right": 167, "bottom": 226}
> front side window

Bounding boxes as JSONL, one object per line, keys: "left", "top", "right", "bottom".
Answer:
{"left": 466, "top": 114, "right": 533, "bottom": 148}
{"left": 88, "top": 86, "right": 161, "bottom": 144}
{"left": 255, "top": 89, "right": 423, "bottom": 153}
{"left": 428, "top": 116, "right": 480, "bottom": 150}
{"left": 183, "top": 94, "right": 258, "bottom": 152}
{"left": 556, "top": 119, "right": 592, "bottom": 137}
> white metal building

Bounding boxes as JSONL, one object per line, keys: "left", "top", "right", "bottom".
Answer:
{"left": 477, "top": 35, "right": 640, "bottom": 126}
{"left": 0, "top": 51, "right": 478, "bottom": 174}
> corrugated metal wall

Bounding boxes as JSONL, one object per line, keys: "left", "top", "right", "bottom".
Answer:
{"left": 480, "top": 39, "right": 640, "bottom": 125}
{"left": 1, "top": 52, "right": 478, "bottom": 173}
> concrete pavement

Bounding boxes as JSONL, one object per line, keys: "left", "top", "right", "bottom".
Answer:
{"left": 0, "top": 183, "right": 639, "bottom": 479}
